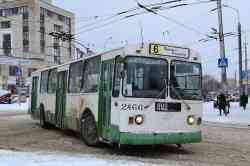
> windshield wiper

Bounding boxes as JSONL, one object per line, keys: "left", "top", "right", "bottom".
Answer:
{"left": 169, "top": 82, "right": 191, "bottom": 111}
{"left": 144, "top": 79, "right": 167, "bottom": 109}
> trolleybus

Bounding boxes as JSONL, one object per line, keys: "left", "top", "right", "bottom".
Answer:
{"left": 29, "top": 43, "right": 203, "bottom": 146}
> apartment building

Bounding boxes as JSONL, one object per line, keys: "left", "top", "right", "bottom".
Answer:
{"left": 0, "top": 0, "right": 75, "bottom": 91}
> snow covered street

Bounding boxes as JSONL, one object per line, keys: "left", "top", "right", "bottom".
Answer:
{"left": 0, "top": 150, "right": 164, "bottom": 166}
{"left": 0, "top": 102, "right": 250, "bottom": 166}
{"left": 203, "top": 101, "right": 250, "bottom": 125}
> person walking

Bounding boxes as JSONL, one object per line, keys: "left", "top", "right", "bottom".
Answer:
{"left": 240, "top": 92, "right": 248, "bottom": 110}
{"left": 217, "top": 92, "right": 227, "bottom": 116}
{"left": 226, "top": 96, "right": 230, "bottom": 115}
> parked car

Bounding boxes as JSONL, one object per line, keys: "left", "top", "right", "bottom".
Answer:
{"left": 231, "top": 95, "right": 240, "bottom": 102}
{"left": 0, "top": 89, "right": 11, "bottom": 104}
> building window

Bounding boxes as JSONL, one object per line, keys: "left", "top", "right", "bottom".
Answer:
{"left": 23, "top": 39, "right": 29, "bottom": 52}
{"left": 23, "top": 32, "right": 29, "bottom": 40}
{"left": 23, "top": 12, "right": 29, "bottom": 20}
{"left": 54, "top": 24, "right": 62, "bottom": 32}
{"left": 1, "top": 21, "right": 11, "bottom": 29}
{"left": 23, "top": 26, "right": 29, "bottom": 32}
{"left": 23, "top": 10, "right": 29, "bottom": 52}
{"left": 53, "top": 24, "right": 62, "bottom": 64}
{"left": 3, "top": 34, "right": 11, "bottom": 56}
{"left": 46, "top": 10, "right": 54, "bottom": 17}
{"left": 40, "top": 40, "right": 45, "bottom": 53}
{"left": 40, "top": 8, "right": 45, "bottom": 54}
{"left": 9, "top": 66, "right": 18, "bottom": 76}
{"left": 0, "top": 6, "right": 28, "bottom": 17}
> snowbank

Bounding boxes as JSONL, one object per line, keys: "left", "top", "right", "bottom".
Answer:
{"left": 0, "top": 150, "right": 164, "bottom": 166}
{"left": 0, "top": 101, "right": 28, "bottom": 112}
{"left": 203, "top": 101, "right": 250, "bottom": 125}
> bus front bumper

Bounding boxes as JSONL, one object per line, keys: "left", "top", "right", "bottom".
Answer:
{"left": 119, "top": 131, "right": 202, "bottom": 145}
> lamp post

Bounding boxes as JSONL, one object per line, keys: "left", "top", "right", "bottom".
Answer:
{"left": 223, "top": 5, "right": 243, "bottom": 95}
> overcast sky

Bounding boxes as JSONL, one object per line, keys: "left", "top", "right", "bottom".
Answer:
{"left": 54, "top": 0, "right": 249, "bottom": 80}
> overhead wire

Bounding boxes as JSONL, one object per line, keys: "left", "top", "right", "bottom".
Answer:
{"left": 76, "top": 0, "right": 185, "bottom": 32}
{"left": 75, "top": 0, "right": 215, "bottom": 36}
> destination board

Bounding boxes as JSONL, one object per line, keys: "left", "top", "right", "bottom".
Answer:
{"left": 149, "top": 43, "right": 190, "bottom": 58}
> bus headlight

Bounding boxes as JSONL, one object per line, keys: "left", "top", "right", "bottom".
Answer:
{"left": 135, "top": 115, "right": 144, "bottom": 125}
{"left": 187, "top": 115, "right": 195, "bottom": 125}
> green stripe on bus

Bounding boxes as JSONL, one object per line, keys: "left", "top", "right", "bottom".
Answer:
{"left": 119, "top": 131, "right": 202, "bottom": 145}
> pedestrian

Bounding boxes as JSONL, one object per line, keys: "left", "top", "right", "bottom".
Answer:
{"left": 226, "top": 96, "right": 230, "bottom": 115}
{"left": 217, "top": 92, "right": 227, "bottom": 116}
{"left": 240, "top": 92, "right": 248, "bottom": 110}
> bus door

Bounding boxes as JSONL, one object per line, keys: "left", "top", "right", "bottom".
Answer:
{"left": 99, "top": 60, "right": 113, "bottom": 139}
{"left": 31, "top": 76, "right": 38, "bottom": 113}
{"left": 55, "top": 71, "right": 67, "bottom": 129}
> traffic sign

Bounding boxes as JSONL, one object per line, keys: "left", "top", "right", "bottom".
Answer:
{"left": 218, "top": 58, "right": 228, "bottom": 68}
{"left": 16, "top": 67, "right": 22, "bottom": 77}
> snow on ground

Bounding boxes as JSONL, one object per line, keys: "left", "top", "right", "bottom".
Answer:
{"left": 203, "top": 100, "right": 250, "bottom": 125}
{"left": 0, "top": 150, "right": 164, "bottom": 166}
{"left": 0, "top": 101, "right": 28, "bottom": 112}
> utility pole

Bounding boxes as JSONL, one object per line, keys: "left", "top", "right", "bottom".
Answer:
{"left": 238, "top": 19, "right": 243, "bottom": 95}
{"left": 244, "top": 33, "right": 248, "bottom": 94}
{"left": 235, "top": 71, "right": 237, "bottom": 88}
{"left": 217, "top": 0, "right": 227, "bottom": 84}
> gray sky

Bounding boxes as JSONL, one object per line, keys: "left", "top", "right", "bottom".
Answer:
{"left": 54, "top": 0, "right": 249, "bottom": 80}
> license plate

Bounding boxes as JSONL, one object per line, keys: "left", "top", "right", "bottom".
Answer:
{"left": 155, "top": 102, "right": 181, "bottom": 112}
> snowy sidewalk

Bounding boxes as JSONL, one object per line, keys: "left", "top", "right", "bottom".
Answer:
{"left": 203, "top": 101, "right": 250, "bottom": 125}
{"left": 0, "top": 150, "right": 164, "bottom": 166}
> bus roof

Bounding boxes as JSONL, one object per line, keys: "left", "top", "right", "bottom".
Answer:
{"left": 32, "top": 43, "right": 201, "bottom": 75}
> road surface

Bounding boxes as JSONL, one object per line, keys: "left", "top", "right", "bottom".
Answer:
{"left": 0, "top": 111, "right": 250, "bottom": 166}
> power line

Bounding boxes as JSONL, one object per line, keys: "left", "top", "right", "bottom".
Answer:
{"left": 135, "top": 1, "right": 214, "bottom": 37}
{"left": 76, "top": 0, "right": 185, "bottom": 34}
{"left": 75, "top": 0, "right": 213, "bottom": 36}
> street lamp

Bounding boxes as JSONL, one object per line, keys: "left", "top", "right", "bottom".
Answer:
{"left": 104, "top": 37, "right": 113, "bottom": 50}
{"left": 223, "top": 5, "right": 244, "bottom": 95}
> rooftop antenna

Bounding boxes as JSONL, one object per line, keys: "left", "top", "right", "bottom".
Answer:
{"left": 139, "top": 21, "right": 144, "bottom": 48}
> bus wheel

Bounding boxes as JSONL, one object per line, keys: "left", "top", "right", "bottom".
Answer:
{"left": 39, "top": 105, "right": 49, "bottom": 129}
{"left": 80, "top": 114, "right": 99, "bottom": 146}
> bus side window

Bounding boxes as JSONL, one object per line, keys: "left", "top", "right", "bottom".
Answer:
{"left": 113, "top": 59, "right": 122, "bottom": 97}
{"left": 47, "top": 69, "right": 57, "bottom": 94}
{"left": 40, "top": 70, "right": 49, "bottom": 93}
{"left": 82, "top": 56, "right": 101, "bottom": 93}
{"left": 68, "top": 61, "right": 83, "bottom": 93}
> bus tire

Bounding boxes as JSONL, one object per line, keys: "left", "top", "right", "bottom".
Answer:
{"left": 39, "top": 104, "right": 49, "bottom": 129}
{"left": 80, "top": 113, "right": 99, "bottom": 146}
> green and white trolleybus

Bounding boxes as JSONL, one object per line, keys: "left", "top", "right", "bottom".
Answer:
{"left": 29, "top": 43, "right": 203, "bottom": 146}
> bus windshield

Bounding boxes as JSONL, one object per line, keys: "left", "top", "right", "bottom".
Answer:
{"left": 170, "top": 61, "right": 202, "bottom": 100}
{"left": 122, "top": 56, "right": 168, "bottom": 98}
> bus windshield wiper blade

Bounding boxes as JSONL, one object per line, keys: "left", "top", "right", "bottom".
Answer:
{"left": 144, "top": 80, "right": 167, "bottom": 109}
{"left": 169, "top": 83, "right": 191, "bottom": 111}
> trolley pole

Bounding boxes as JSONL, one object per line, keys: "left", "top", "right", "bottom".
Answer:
{"left": 217, "top": 0, "right": 227, "bottom": 84}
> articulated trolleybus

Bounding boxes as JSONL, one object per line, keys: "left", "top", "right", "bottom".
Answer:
{"left": 29, "top": 43, "right": 203, "bottom": 146}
